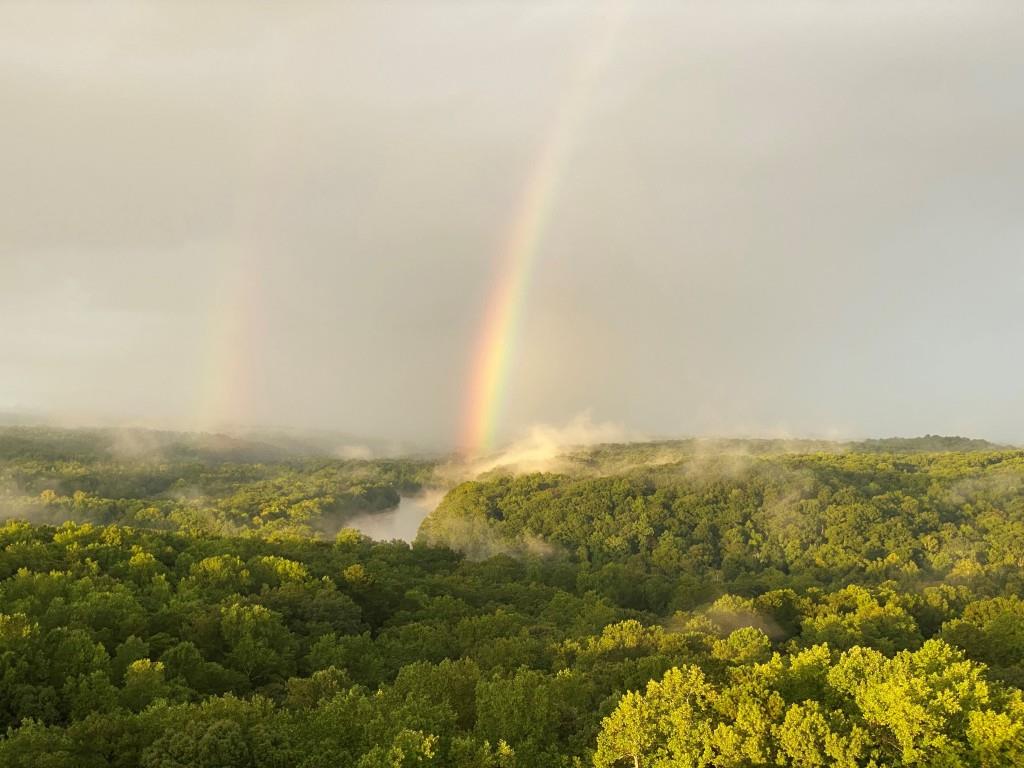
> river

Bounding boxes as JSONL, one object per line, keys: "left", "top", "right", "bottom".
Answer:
{"left": 345, "top": 491, "right": 443, "bottom": 542}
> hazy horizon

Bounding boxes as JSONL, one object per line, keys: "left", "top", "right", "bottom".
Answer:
{"left": 3, "top": 1, "right": 1023, "bottom": 448}
{"left": 0, "top": 412, "right": 1013, "bottom": 461}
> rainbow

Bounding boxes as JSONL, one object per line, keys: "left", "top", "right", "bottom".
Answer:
{"left": 195, "top": 49, "right": 294, "bottom": 431}
{"left": 459, "top": 1, "right": 628, "bottom": 456}
{"left": 196, "top": 250, "right": 262, "bottom": 430}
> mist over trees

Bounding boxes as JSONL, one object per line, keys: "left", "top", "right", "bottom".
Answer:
{"left": 1, "top": 427, "right": 1024, "bottom": 766}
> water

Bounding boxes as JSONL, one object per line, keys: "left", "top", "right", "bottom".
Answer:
{"left": 345, "top": 492, "right": 441, "bottom": 542}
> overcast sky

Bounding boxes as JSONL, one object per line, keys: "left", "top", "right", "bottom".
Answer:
{"left": 1, "top": 1, "right": 1022, "bottom": 447}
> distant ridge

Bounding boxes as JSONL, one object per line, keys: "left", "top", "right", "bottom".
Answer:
{"left": 847, "top": 435, "right": 1008, "bottom": 453}
{"left": 569, "top": 435, "right": 1009, "bottom": 466}
{"left": 0, "top": 426, "right": 1011, "bottom": 466}
{"left": 0, "top": 426, "right": 292, "bottom": 463}
{"left": 0, "top": 425, "right": 436, "bottom": 464}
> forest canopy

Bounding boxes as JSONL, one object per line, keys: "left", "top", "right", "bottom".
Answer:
{"left": 1, "top": 427, "right": 1023, "bottom": 766}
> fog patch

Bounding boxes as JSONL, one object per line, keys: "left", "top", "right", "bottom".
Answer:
{"left": 439, "top": 414, "right": 636, "bottom": 480}
{"left": 334, "top": 444, "right": 374, "bottom": 461}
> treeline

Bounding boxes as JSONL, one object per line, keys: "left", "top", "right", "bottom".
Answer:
{"left": 0, "top": 427, "right": 434, "bottom": 539}
{"left": 0, "top": 429, "right": 1023, "bottom": 766}
{"left": 423, "top": 449, "right": 1024, "bottom": 610}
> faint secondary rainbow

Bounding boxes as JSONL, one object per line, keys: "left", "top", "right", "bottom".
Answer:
{"left": 459, "top": 0, "right": 628, "bottom": 457}
{"left": 195, "top": 37, "right": 296, "bottom": 431}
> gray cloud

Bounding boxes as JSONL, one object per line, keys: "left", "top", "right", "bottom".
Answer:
{"left": 1, "top": 1, "right": 1022, "bottom": 446}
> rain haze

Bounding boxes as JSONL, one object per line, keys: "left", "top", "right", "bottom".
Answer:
{"left": 2, "top": 1, "right": 1023, "bottom": 450}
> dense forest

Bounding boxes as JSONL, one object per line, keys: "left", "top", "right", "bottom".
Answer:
{"left": 1, "top": 427, "right": 1024, "bottom": 766}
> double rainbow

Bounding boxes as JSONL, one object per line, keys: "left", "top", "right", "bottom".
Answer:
{"left": 193, "top": 8, "right": 626, "bottom": 446}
